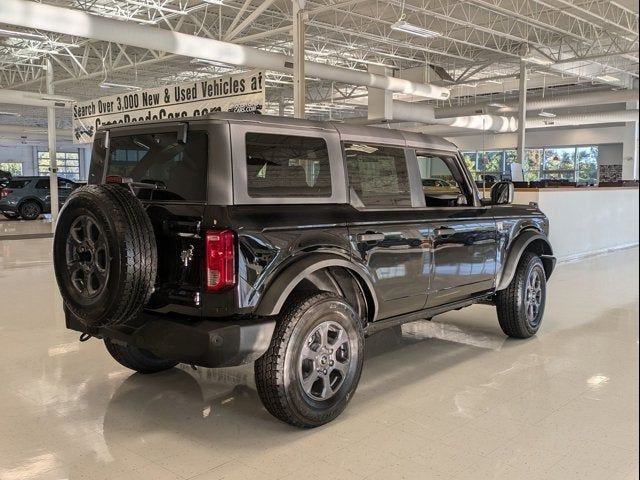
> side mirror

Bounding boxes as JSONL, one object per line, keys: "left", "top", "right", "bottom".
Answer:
{"left": 490, "top": 181, "right": 514, "bottom": 205}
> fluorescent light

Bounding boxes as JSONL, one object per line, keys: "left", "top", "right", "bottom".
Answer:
{"left": 0, "top": 28, "right": 47, "bottom": 41}
{"left": 538, "top": 111, "right": 557, "bottom": 118}
{"left": 522, "top": 55, "right": 554, "bottom": 66}
{"left": 597, "top": 75, "right": 620, "bottom": 83}
{"left": 484, "top": 79, "right": 503, "bottom": 85}
{"left": 202, "top": 0, "right": 224, "bottom": 4}
{"left": 488, "top": 102, "right": 508, "bottom": 108}
{"left": 0, "top": 111, "right": 21, "bottom": 117}
{"left": 390, "top": 20, "right": 440, "bottom": 39}
{"left": 99, "top": 82, "right": 141, "bottom": 90}
{"left": 190, "top": 58, "right": 233, "bottom": 68}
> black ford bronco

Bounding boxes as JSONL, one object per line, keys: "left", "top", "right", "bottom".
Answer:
{"left": 53, "top": 113, "right": 555, "bottom": 428}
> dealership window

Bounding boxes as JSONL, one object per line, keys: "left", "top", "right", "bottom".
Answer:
{"left": 460, "top": 145, "right": 599, "bottom": 183}
{"left": 0, "top": 162, "right": 23, "bottom": 176}
{"left": 38, "top": 150, "right": 80, "bottom": 181}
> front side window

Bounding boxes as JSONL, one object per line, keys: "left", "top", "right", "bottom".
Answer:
{"left": 245, "top": 133, "right": 331, "bottom": 198}
{"left": 107, "top": 131, "right": 208, "bottom": 201}
{"left": 417, "top": 153, "right": 469, "bottom": 207}
{"left": 345, "top": 143, "right": 411, "bottom": 207}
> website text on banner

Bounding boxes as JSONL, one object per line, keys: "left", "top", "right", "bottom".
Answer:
{"left": 72, "top": 70, "right": 265, "bottom": 143}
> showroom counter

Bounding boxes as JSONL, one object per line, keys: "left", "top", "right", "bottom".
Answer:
{"left": 512, "top": 187, "right": 639, "bottom": 261}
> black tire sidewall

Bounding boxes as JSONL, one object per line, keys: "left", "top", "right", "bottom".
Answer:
{"left": 517, "top": 255, "right": 546, "bottom": 335}
{"left": 282, "top": 296, "right": 364, "bottom": 426}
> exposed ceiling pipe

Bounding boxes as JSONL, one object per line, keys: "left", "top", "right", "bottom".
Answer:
{"left": 0, "top": 0, "right": 450, "bottom": 100}
{"left": 0, "top": 125, "right": 72, "bottom": 141}
{"left": 434, "top": 89, "right": 639, "bottom": 118}
{"left": 0, "top": 89, "right": 75, "bottom": 108}
{"left": 413, "top": 109, "right": 640, "bottom": 136}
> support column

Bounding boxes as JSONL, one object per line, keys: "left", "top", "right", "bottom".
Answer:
{"left": 622, "top": 100, "right": 639, "bottom": 180}
{"left": 516, "top": 59, "right": 527, "bottom": 165}
{"left": 367, "top": 65, "right": 393, "bottom": 121}
{"left": 45, "top": 58, "right": 59, "bottom": 225}
{"left": 292, "top": 0, "right": 306, "bottom": 119}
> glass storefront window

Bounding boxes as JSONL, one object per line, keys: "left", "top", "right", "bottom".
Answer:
{"left": 38, "top": 151, "right": 80, "bottom": 181}
{"left": 576, "top": 146, "right": 599, "bottom": 183}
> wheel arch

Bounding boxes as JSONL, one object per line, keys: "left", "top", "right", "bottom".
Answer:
{"left": 496, "top": 229, "right": 555, "bottom": 291}
{"left": 17, "top": 196, "right": 45, "bottom": 210}
{"left": 254, "top": 253, "right": 379, "bottom": 324}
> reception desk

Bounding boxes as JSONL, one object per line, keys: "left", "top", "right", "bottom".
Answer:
{"left": 513, "top": 187, "right": 639, "bottom": 261}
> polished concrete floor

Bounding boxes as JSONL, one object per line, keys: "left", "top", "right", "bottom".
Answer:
{"left": 0, "top": 233, "right": 638, "bottom": 480}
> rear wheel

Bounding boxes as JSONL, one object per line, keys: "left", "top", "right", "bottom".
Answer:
{"left": 496, "top": 252, "right": 547, "bottom": 338}
{"left": 255, "top": 292, "right": 364, "bottom": 428}
{"left": 19, "top": 200, "right": 41, "bottom": 220}
{"left": 104, "top": 338, "right": 178, "bottom": 374}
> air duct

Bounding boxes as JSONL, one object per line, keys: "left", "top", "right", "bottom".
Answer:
{"left": 434, "top": 89, "right": 639, "bottom": 118}
{"left": 0, "top": 0, "right": 450, "bottom": 100}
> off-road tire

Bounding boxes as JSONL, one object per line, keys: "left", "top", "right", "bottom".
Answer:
{"left": 496, "top": 252, "right": 546, "bottom": 338}
{"left": 104, "top": 338, "right": 178, "bottom": 374}
{"left": 19, "top": 200, "right": 41, "bottom": 220}
{"left": 255, "top": 292, "right": 364, "bottom": 428}
{"left": 53, "top": 184, "right": 157, "bottom": 327}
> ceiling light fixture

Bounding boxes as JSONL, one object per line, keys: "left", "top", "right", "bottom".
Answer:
{"left": 201, "top": 0, "right": 224, "bottom": 4}
{"left": 597, "top": 75, "right": 620, "bottom": 83}
{"left": 522, "top": 55, "right": 554, "bottom": 66}
{"left": 0, "top": 111, "right": 21, "bottom": 116}
{"left": 99, "top": 82, "right": 141, "bottom": 90}
{"left": 488, "top": 102, "right": 508, "bottom": 108}
{"left": 390, "top": 20, "right": 441, "bottom": 39}
{"left": 538, "top": 110, "right": 557, "bottom": 118}
{"left": 484, "top": 79, "right": 503, "bottom": 85}
{"left": 0, "top": 28, "right": 47, "bottom": 42}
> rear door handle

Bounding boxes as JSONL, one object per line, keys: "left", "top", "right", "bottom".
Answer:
{"left": 356, "top": 232, "right": 385, "bottom": 242}
{"left": 434, "top": 227, "right": 456, "bottom": 237}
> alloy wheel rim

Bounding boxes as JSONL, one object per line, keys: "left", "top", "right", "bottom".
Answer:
{"left": 525, "top": 268, "right": 543, "bottom": 326}
{"left": 65, "top": 215, "right": 110, "bottom": 298}
{"left": 23, "top": 203, "right": 38, "bottom": 217}
{"left": 298, "top": 321, "right": 351, "bottom": 401}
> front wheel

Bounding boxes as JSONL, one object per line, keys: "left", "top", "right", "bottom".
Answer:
{"left": 496, "top": 252, "right": 547, "bottom": 338}
{"left": 255, "top": 292, "right": 364, "bottom": 428}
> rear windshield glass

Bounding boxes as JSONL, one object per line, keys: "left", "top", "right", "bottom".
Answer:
{"left": 7, "top": 180, "right": 30, "bottom": 188}
{"left": 107, "top": 131, "right": 207, "bottom": 201}
{"left": 245, "top": 132, "right": 332, "bottom": 198}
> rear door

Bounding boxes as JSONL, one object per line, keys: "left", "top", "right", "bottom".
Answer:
{"left": 413, "top": 152, "right": 498, "bottom": 307}
{"left": 344, "top": 141, "right": 432, "bottom": 320}
{"left": 103, "top": 124, "right": 210, "bottom": 314}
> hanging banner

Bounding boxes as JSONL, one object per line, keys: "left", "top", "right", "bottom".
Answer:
{"left": 72, "top": 70, "right": 264, "bottom": 143}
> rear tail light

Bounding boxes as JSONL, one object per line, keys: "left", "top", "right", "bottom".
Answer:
{"left": 205, "top": 229, "right": 236, "bottom": 292}
{"left": 1, "top": 188, "right": 12, "bottom": 198}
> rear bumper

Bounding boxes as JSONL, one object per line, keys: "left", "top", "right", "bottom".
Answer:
{"left": 65, "top": 307, "right": 275, "bottom": 368}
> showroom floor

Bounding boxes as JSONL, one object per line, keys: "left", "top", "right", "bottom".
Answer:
{"left": 0, "top": 227, "right": 637, "bottom": 480}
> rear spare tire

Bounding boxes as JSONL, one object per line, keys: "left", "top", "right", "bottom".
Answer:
{"left": 53, "top": 184, "right": 157, "bottom": 327}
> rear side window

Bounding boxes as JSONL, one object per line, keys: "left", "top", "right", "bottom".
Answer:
{"left": 7, "top": 180, "right": 30, "bottom": 189}
{"left": 345, "top": 143, "right": 411, "bottom": 207}
{"left": 107, "top": 131, "right": 208, "bottom": 201}
{"left": 35, "top": 180, "right": 50, "bottom": 189}
{"left": 245, "top": 133, "right": 332, "bottom": 198}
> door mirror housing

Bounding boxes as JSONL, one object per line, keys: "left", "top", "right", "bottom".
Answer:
{"left": 490, "top": 181, "right": 514, "bottom": 205}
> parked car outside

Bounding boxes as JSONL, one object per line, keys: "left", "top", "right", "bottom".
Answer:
{"left": 53, "top": 113, "right": 555, "bottom": 428}
{"left": 0, "top": 176, "right": 79, "bottom": 220}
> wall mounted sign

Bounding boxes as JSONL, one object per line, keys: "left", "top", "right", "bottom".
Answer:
{"left": 72, "top": 70, "right": 264, "bottom": 143}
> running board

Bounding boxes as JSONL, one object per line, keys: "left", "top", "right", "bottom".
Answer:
{"left": 364, "top": 295, "right": 490, "bottom": 336}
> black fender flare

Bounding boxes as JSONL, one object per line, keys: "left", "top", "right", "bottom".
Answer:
{"left": 254, "top": 253, "right": 379, "bottom": 319}
{"left": 496, "top": 230, "right": 555, "bottom": 291}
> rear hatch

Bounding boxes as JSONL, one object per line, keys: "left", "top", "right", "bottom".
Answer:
{"left": 99, "top": 126, "right": 209, "bottom": 316}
